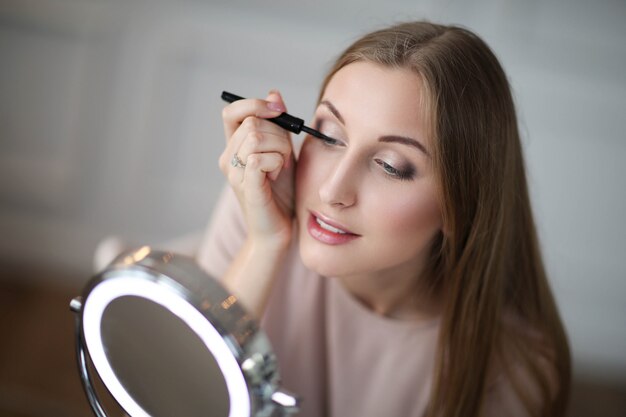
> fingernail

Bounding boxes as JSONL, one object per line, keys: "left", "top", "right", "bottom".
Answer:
{"left": 267, "top": 101, "right": 286, "bottom": 112}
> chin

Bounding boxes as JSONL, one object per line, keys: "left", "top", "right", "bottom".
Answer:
{"left": 297, "top": 242, "right": 354, "bottom": 278}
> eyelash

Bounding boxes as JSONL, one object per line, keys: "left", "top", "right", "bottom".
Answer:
{"left": 314, "top": 120, "right": 343, "bottom": 147}
{"left": 320, "top": 136, "right": 342, "bottom": 147}
{"left": 375, "top": 159, "right": 416, "bottom": 181}
{"left": 314, "top": 119, "right": 416, "bottom": 181}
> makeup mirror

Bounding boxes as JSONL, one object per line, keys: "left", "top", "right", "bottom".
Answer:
{"left": 69, "top": 246, "right": 299, "bottom": 417}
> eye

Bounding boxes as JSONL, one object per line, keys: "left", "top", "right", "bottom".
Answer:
{"left": 313, "top": 119, "right": 345, "bottom": 147}
{"left": 319, "top": 136, "right": 341, "bottom": 146}
{"left": 374, "top": 159, "right": 416, "bottom": 181}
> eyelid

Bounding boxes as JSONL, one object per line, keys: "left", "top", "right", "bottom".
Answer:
{"left": 314, "top": 118, "right": 346, "bottom": 145}
{"left": 317, "top": 101, "right": 344, "bottom": 125}
{"left": 375, "top": 158, "right": 416, "bottom": 181}
{"left": 373, "top": 149, "right": 418, "bottom": 180}
{"left": 314, "top": 115, "right": 338, "bottom": 130}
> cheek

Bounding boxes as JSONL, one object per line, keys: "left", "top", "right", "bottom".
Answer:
{"left": 295, "top": 142, "right": 329, "bottom": 200}
{"left": 295, "top": 145, "right": 313, "bottom": 204}
{"left": 368, "top": 186, "right": 442, "bottom": 240}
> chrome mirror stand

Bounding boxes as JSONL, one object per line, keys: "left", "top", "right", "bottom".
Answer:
{"left": 70, "top": 296, "right": 108, "bottom": 417}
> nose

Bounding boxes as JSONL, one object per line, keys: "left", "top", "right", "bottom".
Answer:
{"left": 318, "top": 154, "right": 358, "bottom": 208}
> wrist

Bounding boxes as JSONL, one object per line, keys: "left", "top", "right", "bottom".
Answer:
{"left": 247, "top": 218, "right": 294, "bottom": 251}
{"left": 247, "top": 229, "right": 293, "bottom": 256}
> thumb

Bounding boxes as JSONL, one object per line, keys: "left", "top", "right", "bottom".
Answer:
{"left": 266, "top": 89, "right": 287, "bottom": 112}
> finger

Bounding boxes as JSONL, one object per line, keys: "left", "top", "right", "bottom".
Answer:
{"left": 220, "top": 126, "right": 290, "bottom": 184}
{"left": 224, "top": 116, "right": 261, "bottom": 163}
{"left": 221, "top": 149, "right": 246, "bottom": 186}
{"left": 243, "top": 152, "right": 285, "bottom": 204}
{"left": 266, "top": 89, "right": 288, "bottom": 113}
{"left": 220, "top": 116, "right": 289, "bottom": 176}
{"left": 236, "top": 129, "right": 292, "bottom": 168}
{"left": 222, "top": 98, "right": 286, "bottom": 140}
{"left": 229, "top": 114, "right": 292, "bottom": 148}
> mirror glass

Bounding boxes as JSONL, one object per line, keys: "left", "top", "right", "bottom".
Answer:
{"left": 100, "top": 295, "right": 229, "bottom": 417}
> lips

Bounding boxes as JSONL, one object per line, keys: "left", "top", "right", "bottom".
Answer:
{"left": 307, "top": 212, "right": 360, "bottom": 245}
{"left": 315, "top": 216, "right": 348, "bottom": 234}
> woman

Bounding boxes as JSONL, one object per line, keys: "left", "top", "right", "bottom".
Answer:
{"left": 198, "top": 21, "right": 570, "bottom": 417}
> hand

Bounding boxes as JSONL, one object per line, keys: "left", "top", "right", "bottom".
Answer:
{"left": 219, "top": 90, "right": 296, "bottom": 248}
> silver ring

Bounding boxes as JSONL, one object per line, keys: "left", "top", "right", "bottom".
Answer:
{"left": 231, "top": 153, "right": 246, "bottom": 169}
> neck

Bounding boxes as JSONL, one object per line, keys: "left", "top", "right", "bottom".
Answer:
{"left": 337, "top": 262, "right": 442, "bottom": 321}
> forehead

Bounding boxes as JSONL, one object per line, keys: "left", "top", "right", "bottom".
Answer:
{"left": 321, "top": 62, "right": 431, "bottom": 147}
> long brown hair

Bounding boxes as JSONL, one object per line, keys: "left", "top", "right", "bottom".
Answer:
{"left": 318, "top": 22, "right": 570, "bottom": 416}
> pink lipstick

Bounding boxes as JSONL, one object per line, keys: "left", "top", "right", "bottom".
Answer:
{"left": 307, "top": 213, "right": 360, "bottom": 245}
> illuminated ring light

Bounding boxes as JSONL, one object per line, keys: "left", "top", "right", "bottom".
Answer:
{"left": 82, "top": 271, "right": 251, "bottom": 417}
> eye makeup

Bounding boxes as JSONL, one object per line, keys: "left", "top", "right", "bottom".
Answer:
{"left": 315, "top": 115, "right": 418, "bottom": 181}
{"left": 313, "top": 119, "right": 345, "bottom": 146}
{"left": 375, "top": 159, "right": 416, "bottom": 181}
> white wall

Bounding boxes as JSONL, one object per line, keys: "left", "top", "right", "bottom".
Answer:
{"left": 1, "top": 0, "right": 624, "bottom": 383}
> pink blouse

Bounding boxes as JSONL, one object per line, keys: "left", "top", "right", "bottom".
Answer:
{"left": 197, "top": 187, "right": 538, "bottom": 417}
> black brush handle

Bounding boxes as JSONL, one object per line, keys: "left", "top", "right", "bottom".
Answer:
{"left": 221, "top": 91, "right": 304, "bottom": 134}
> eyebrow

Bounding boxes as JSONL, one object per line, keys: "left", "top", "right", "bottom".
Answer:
{"left": 379, "top": 135, "right": 429, "bottom": 156}
{"left": 318, "top": 99, "right": 430, "bottom": 156}
{"left": 319, "top": 100, "right": 344, "bottom": 125}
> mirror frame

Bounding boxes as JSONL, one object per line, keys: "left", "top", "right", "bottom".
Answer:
{"left": 70, "top": 247, "right": 299, "bottom": 417}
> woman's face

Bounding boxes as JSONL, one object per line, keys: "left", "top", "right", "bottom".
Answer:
{"left": 295, "top": 61, "right": 442, "bottom": 279}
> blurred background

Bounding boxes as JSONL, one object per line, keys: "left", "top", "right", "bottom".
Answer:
{"left": 0, "top": 0, "right": 625, "bottom": 416}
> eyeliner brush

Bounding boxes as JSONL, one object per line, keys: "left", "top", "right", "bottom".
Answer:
{"left": 221, "top": 91, "right": 335, "bottom": 142}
